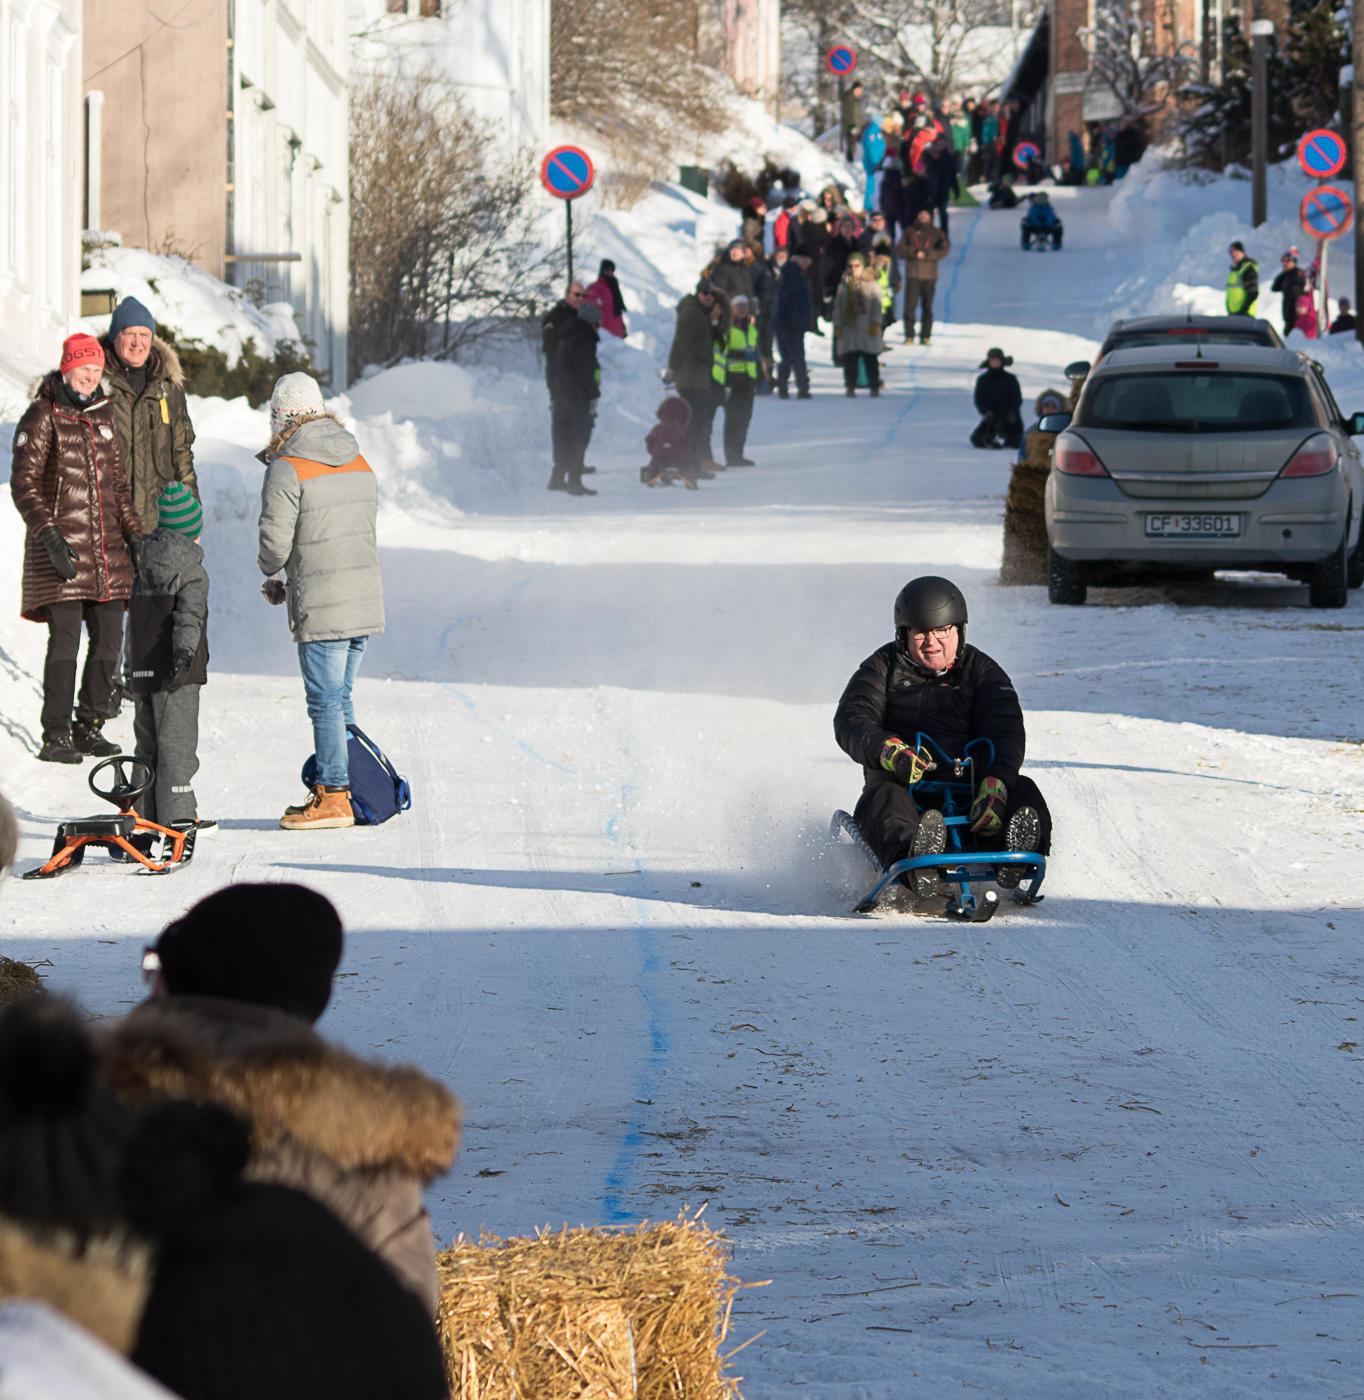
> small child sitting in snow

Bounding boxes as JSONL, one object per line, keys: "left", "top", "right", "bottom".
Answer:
{"left": 642, "top": 396, "right": 695, "bottom": 489}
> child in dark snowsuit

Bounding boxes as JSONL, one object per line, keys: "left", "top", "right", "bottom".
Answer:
{"left": 126, "top": 483, "right": 210, "bottom": 830}
{"left": 642, "top": 397, "right": 696, "bottom": 489}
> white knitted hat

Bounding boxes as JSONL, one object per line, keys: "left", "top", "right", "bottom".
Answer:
{"left": 270, "top": 372, "right": 325, "bottom": 436}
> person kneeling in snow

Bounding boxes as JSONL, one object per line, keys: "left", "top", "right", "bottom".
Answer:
{"left": 834, "top": 577, "right": 1052, "bottom": 897}
{"left": 258, "top": 373, "right": 384, "bottom": 830}
{"left": 971, "top": 347, "right": 1024, "bottom": 448}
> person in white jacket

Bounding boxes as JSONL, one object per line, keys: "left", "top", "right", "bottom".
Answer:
{"left": 257, "top": 374, "right": 384, "bottom": 831}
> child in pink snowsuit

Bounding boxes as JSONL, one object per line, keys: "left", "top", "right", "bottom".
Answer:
{"left": 1294, "top": 289, "right": 1319, "bottom": 339}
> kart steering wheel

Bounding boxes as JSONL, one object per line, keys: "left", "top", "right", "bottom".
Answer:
{"left": 88, "top": 755, "right": 154, "bottom": 811}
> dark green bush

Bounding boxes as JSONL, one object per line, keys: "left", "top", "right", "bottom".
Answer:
{"left": 157, "top": 328, "right": 318, "bottom": 406}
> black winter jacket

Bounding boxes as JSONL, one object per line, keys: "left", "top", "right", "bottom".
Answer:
{"left": 974, "top": 367, "right": 1023, "bottom": 418}
{"left": 550, "top": 317, "right": 600, "bottom": 407}
{"left": 126, "top": 528, "right": 209, "bottom": 692}
{"left": 541, "top": 301, "right": 578, "bottom": 391}
{"left": 775, "top": 261, "right": 814, "bottom": 331}
{"left": 834, "top": 641, "right": 1026, "bottom": 788}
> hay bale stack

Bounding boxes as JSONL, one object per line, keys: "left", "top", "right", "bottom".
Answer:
{"left": 0, "top": 959, "right": 45, "bottom": 1008}
{"left": 437, "top": 1211, "right": 757, "bottom": 1399}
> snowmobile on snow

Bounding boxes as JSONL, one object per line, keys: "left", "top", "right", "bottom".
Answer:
{"left": 22, "top": 756, "right": 200, "bottom": 879}
{"left": 831, "top": 733, "right": 1047, "bottom": 920}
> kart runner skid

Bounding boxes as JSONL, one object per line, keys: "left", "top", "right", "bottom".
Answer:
{"left": 831, "top": 734, "right": 1047, "bottom": 921}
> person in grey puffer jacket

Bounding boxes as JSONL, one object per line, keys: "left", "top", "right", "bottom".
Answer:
{"left": 126, "top": 482, "right": 210, "bottom": 830}
{"left": 258, "top": 373, "right": 383, "bottom": 832}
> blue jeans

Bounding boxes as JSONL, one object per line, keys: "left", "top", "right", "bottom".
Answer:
{"left": 298, "top": 637, "right": 367, "bottom": 788}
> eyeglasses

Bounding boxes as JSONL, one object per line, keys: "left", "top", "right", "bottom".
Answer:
{"left": 141, "top": 946, "right": 162, "bottom": 988}
{"left": 909, "top": 625, "right": 956, "bottom": 641}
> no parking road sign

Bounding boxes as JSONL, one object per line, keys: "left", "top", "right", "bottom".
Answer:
{"left": 1297, "top": 128, "right": 1347, "bottom": 181}
{"left": 1012, "top": 140, "right": 1040, "bottom": 171}
{"left": 1300, "top": 184, "right": 1353, "bottom": 241}
{"left": 540, "top": 145, "right": 595, "bottom": 201}
{"left": 541, "top": 145, "right": 595, "bottom": 286}
{"left": 826, "top": 44, "right": 858, "bottom": 75}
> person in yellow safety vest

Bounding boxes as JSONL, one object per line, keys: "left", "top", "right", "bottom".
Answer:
{"left": 722, "top": 295, "right": 761, "bottom": 467}
{"left": 1226, "top": 241, "right": 1259, "bottom": 316}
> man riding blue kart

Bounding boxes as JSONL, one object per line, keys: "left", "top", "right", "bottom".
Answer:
{"left": 1020, "top": 192, "right": 1063, "bottom": 251}
{"left": 833, "top": 576, "right": 1051, "bottom": 906}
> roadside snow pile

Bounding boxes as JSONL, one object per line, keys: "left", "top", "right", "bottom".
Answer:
{"left": 81, "top": 244, "right": 303, "bottom": 365}
{"left": 1107, "top": 153, "right": 1359, "bottom": 337}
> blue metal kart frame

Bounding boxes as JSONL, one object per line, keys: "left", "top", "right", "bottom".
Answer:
{"left": 831, "top": 734, "right": 1047, "bottom": 920}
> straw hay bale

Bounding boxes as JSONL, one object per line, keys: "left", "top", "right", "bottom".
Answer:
{"left": 0, "top": 959, "right": 45, "bottom": 1009}
{"left": 437, "top": 1209, "right": 762, "bottom": 1399}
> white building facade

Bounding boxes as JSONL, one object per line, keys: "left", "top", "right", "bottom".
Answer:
{"left": 0, "top": 0, "right": 82, "bottom": 403}
{"left": 354, "top": 0, "right": 551, "bottom": 157}
{"left": 230, "top": 0, "right": 351, "bottom": 387}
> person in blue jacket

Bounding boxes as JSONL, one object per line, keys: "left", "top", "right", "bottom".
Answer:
{"left": 861, "top": 114, "right": 887, "bottom": 211}
{"left": 1020, "top": 192, "right": 1063, "bottom": 250}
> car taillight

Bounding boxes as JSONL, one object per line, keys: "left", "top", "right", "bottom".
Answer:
{"left": 1054, "top": 435, "right": 1109, "bottom": 477}
{"left": 1281, "top": 436, "right": 1337, "bottom": 477}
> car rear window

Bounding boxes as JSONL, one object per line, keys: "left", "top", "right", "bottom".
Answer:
{"left": 1104, "top": 328, "right": 1276, "bottom": 352}
{"left": 1080, "top": 372, "right": 1316, "bottom": 432}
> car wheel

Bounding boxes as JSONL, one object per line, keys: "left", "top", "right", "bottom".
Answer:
{"left": 1347, "top": 522, "right": 1364, "bottom": 590}
{"left": 1308, "top": 531, "right": 1349, "bottom": 609}
{"left": 1048, "top": 547, "right": 1087, "bottom": 605}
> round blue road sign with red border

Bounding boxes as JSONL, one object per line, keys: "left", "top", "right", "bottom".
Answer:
{"left": 826, "top": 44, "right": 858, "bottom": 75}
{"left": 1297, "top": 129, "right": 1347, "bottom": 180}
{"left": 540, "top": 146, "right": 595, "bottom": 201}
{"left": 1300, "top": 185, "right": 1353, "bottom": 241}
{"left": 1013, "top": 140, "right": 1041, "bottom": 170}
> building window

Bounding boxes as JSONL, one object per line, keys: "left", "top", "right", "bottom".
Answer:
{"left": 386, "top": 0, "right": 405, "bottom": 11}
{"left": 420, "top": 0, "right": 441, "bottom": 14}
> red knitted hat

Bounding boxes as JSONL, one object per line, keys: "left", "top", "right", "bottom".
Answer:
{"left": 59, "top": 334, "right": 104, "bottom": 374}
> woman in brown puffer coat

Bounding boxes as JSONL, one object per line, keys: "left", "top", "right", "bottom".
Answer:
{"left": 10, "top": 334, "right": 143, "bottom": 763}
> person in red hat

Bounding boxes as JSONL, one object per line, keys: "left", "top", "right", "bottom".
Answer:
{"left": 9, "top": 333, "right": 143, "bottom": 762}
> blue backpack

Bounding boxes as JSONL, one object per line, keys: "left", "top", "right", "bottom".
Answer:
{"left": 302, "top": 725, "right": 411, "bottom": 825}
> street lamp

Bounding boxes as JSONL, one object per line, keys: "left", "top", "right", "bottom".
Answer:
{"left": 1251, "top": 17, "right": 1273, "bottom": 227}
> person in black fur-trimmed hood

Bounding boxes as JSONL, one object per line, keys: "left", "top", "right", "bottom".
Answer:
{"left": 833, "top": 576, "right": 1051, "bottom": 897}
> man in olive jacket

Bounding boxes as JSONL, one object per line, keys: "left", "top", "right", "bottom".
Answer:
{"left": 101, "top": 298, "right": 198, "bottom": 534}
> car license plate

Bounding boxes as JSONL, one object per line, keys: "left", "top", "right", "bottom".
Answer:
{"left": 1144, "top": 512, "right": 1242, "bottom": 539}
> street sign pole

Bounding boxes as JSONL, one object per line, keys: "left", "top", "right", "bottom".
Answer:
{"left": 1251, "top": 18, "right": 1273, "bottom": 227}
{"left": 1356, "top": 0, "right": 1364, "bottom": 344}
{"left": 566, "top": 199, "right": 574, "bottom": 287}
{"left": 1319, "top": 235, "right": 1328, "bottom": 337}
{"left": 838, "top": 75, "right": 846, "bottom": 157}
{"left": 540, "top": 145, "right": 596, "bottom": 291}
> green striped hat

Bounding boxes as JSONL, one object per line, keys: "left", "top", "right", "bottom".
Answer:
{"left": 157, "top": 482, "right": 203, "bottom": 537}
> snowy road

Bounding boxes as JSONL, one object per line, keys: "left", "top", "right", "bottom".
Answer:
{"left": 5, "top": 188, "right": 1364, "bottom": 1395}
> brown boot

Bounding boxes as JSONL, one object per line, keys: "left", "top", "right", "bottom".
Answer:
{"left": 280, "top": 784, "right": 355, "bottom": 831}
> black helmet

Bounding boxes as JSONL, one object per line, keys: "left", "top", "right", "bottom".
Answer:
{"left": 894, "top": 576, "right": 968, "bottom": 634}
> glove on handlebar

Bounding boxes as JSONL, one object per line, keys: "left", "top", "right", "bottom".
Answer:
{"left": 880, "top": 737, "right": 937, "bottom": 786}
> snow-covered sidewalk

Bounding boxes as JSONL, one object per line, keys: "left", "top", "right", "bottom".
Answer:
{"left": 3, "top": 186, "right": 1364, "bottom": 1396}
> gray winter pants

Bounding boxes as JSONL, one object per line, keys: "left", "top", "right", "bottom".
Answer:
{"left": 132, "top": 686, "right": 201, "bottom": 824}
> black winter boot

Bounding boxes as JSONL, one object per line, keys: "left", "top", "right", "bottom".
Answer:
{"left": 905, "top": 809, "right": 946, "bottom": 899}
{"left": 38, "top": 731, "right": 83, "bottom": 764}
{"left": 72, "top": 718, "right": 119, "bottom": 757}
{"left": 996, "top": 806, "right": 1041, "bottom": 888}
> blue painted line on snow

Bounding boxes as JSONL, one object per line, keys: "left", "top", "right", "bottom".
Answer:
{"left": 598, "top": 776, "right": 673, "bottom": 1224}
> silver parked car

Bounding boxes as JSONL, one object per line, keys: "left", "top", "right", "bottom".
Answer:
{"left": 1043, "top": 344, "right": 1364, "bottom": 607}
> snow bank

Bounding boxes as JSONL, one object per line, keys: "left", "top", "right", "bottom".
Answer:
{"left": 81, "top": 245, "right": 303, "bottom": 364}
